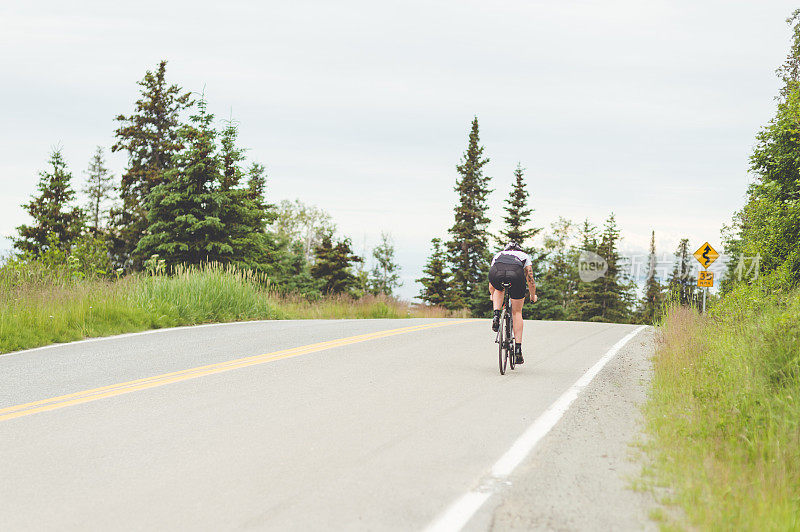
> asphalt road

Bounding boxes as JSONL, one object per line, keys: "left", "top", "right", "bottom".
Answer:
{"left": 0, "top": 319, "right": 650, "bottom": 531}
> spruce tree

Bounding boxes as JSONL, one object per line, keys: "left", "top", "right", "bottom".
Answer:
{"left": 216, "top": 121, "right": 269, "bottom": 267}
{"left": 494, "top": 163, "right": 557, "bottom": 319}
{"left": 570, "top": 219, "right": 603, "bottom": 321}
{"left": 571, "top": 215, "right": 633, "bottom": 323}
{"left": 668, "top": 238, "right": 696, "bottom": 306}
{"left": 247, "top": 163, "right": 271, "bottom": 216}
{"left": 110, "top": 60, "right": 193, "bottom": 269}
{"left": 311, "top": 232, "right": 363, "bottom": 295}
{"left": 82, "top": 146, "right": 116, "bottom": 234}
{"left": 135, "top": 99, "right": 230, "bottom": 266}
{"left": 244, "top": 161, "right": 285, "bottom": 270}
{"left": 594, "top": 214, "right": 634, "bottom": 322}
{"left": 14, "top": 149, "right": 84, "bottom": 256}
{"left": 369, "top": 232, "right": 402, "bottom": 296}
{"left": 497, "top": 163, "right": 540, "bottom": 247}
{"left": 638, "top": 230, "right": 664, "bottom": 323}
{"left": 446, "top": 117, "right": 493, "bottom": 314}
{"left": 577, "top": 219, "right": 599, "bottom": 252}
{"left": 417, "top": 238, "right": 451, "bottom": 306}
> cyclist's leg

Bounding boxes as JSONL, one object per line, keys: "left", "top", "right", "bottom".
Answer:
{"left": 509, "top": 265, "right": 527, "bottom": 345}
{"left": 510, "top": 297, "right": 524, "bottom": 341}
{"left": 491, "top": 286, "right": 504, "bottom": 310}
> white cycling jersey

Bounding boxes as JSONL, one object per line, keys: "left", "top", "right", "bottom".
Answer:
{"left": 491, "top": 250, "right": 532, "bottom": 268}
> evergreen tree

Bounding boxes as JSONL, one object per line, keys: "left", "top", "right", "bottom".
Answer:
{"left": 595, "top": 214, "right": 634, "bottom": 322}
{"left": 577, "top": 218, "right": 599, "bottom": 252}
{"left": 369, "top": 232, "right": 402, "bottom": 296}
{"left": 110, "top": 60, "right": 193, "bottom": 270}
{"left": 638, "top": 230, "right": 664, "bottom": 323}
{"left": 81, "top": 146, "right": 116, "bottom": 234}
{"left": 310, "top": 232, "right": 363, "bottom": 295}
{"left": 446, "top": 117, "right": 493, "bottom": 314}
{"left": 417, "top": 238, "right": 451, "bottom": 306}
{"left": 493, "top": 162, "right": 555, "bottom": 319}
{"left": 135, "top": 99, "right": 230, "bottom": 266}
{"left": 571, "top": 219, "right": 603, "bottom": 321}
{"left": 247, "top": 162, "right": 271, "bottom": 216}
{"left": 668, "top": 238, "right": 696, "bottom": 306}
{"left": 216, "top": 120, "right": 269, "bottom": 267}
{"left": 14, "top": 149, "right": 84, "bottom": 256}
{"left": 497, "top": 163, "right": 540, "bottom": 247}
{"left": 244, "top": 161, "right": 287, "bottom": 271}
{"left": 567, "top": 219, "right": 599, "bottom": 321}
{"left": 571, "top": 215, "right": 633, "bottom": 323}
{"left": 219, "top": 119, "right": 246, "bottom": 190}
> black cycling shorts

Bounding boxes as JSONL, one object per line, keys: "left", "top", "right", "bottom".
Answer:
{"left": 489, "top": 262, "right": 527, "bottom": 300}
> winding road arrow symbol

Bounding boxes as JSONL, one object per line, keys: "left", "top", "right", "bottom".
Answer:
{"left": 693, "top": 242, "right": 719, "bottom": 268}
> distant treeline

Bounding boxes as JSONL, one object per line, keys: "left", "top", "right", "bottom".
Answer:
{"left": 416, "top": 118, "right": 699, "bottom": 323}
{"left": 10, "top": 61, "right": 401, "bottom": 299}
{"left": 9, "top": 61, "right": 706, "bottom": 319}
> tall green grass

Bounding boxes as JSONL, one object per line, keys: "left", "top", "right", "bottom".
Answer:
{"left": 0, "top": 263, "right": 458, "bottom": 354}
{"left": 645, "top": 283, "right": 800, "bottom": 529}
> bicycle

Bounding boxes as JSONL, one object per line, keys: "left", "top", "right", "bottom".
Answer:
{"left": 495, "top": 281, "right": 515, "bottom": 375}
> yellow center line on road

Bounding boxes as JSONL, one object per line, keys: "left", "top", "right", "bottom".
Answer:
{"left": 0, "top": 319, "right": 478, "bottom": 423}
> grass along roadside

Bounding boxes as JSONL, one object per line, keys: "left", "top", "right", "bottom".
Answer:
{"left": 644, "top": 284, "right": 800, "bottom": 529}
{"left": 0, "top": 263, "right": 459, "bottom": 354}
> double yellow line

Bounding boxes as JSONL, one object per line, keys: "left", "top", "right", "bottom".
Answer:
{"left": 0, "top": 320, "right": 474, "bottom": 423}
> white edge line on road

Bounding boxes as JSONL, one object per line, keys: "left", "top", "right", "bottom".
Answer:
{"left": 424, "top": 325, "right": 648, "bottom": 532}
{"left": 0, "top": 320, "right": 274, "bottom": 357}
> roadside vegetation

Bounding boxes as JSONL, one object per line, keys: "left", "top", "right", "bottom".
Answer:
{"left": 0, "top": 260, "right": 455, "bottom": 354}
{"left": 644, "top": 10, "right": 800, "bottom": 529}
{"left": 645, "top": 283, "right": 800, "bottom": 529}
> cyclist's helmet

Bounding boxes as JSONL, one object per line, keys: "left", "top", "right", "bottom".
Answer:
{"left": 504, "top": 242, "right": 523, "bottom": 252}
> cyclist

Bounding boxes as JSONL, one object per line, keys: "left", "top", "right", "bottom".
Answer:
{"left": 489, "top": 242, "right": 538, "bottom": 364}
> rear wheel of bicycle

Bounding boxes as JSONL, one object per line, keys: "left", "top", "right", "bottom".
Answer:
{"left": 498, "top": 315, "right": 507, "bottom": 375}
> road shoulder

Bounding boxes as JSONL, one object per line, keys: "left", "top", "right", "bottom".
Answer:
{"left": 488, "top": 328, "right": 657, "bottom": 531}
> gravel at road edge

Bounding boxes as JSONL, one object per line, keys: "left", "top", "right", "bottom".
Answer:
{"left": 488, "top": 328, "right": 657, "bottom": 531}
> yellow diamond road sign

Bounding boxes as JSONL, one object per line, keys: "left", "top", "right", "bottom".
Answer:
{"left": 693, "top": 242, "right": 719, "bottom": 269}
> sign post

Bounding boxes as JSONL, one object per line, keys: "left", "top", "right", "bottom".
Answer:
{"left": 694, "top": 243, "right": 719, "bottom": 313}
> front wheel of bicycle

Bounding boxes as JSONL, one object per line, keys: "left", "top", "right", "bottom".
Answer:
{"left": 507, "top": 319, "right": 515, "bottom": 370}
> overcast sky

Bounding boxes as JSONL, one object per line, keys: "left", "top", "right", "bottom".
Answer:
{"left": 1, "top": 0, "right": 796, "bottom": 298}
